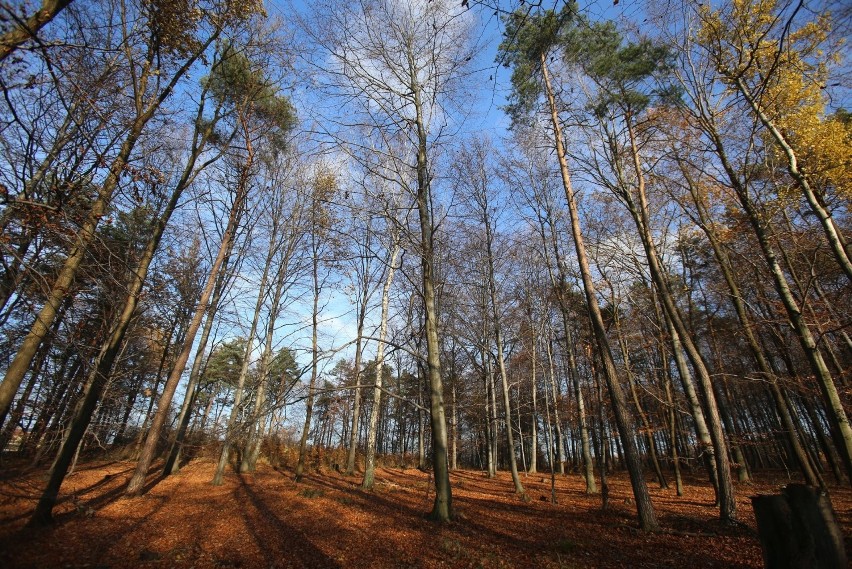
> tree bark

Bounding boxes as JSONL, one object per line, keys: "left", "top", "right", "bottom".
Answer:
{"left": 0, "top": 0, "right": 74, "bottom": 63}
{"left": 541, "top": 53, "right": 657, "bottom": 531}
{"left": 363, "top": 243, "right": 400, "bottom": 489}
{"left": 705, "top": 123, "right": 852, "bottom": 484}
{"left": 125, "top": 144, "right": 248, "bottom": 496}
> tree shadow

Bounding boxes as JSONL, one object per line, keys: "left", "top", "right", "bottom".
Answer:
{"left": 236, "top": 475, "right": 341, "bottom": 568}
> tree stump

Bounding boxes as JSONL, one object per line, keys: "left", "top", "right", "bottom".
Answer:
{"left": 751, "top": 484, "right": 847, "bottom": 569}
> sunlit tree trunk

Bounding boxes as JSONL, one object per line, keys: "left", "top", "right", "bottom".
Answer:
{"left": 704, "top": 122, "right": 852, "bottom": 484}
{"left": 363, "top": 243, "right": 400, "bottom": 489}
{"left": 163, "top": 249, "right": 233, "bottom": 476}
{"left": 612, "top": 116, "right": 735, "bottom": 523}
{"left": 677, "top": 163, "right": 820, "bottom": 487}
{"left": 479, "top": 180, "right": 525, "bottom": 495}
{"left": 541, "top": 54, "right": 657, "bottom": 531}
{"left": 731, "top": 76, "right": 852, "bottom": 283}
{"left": 544, "top": 333, "right": 568, "bottom": 478}
{"left": 529, "top": 338, "right": 538, "bottom": 475}
{"left": 415, "top": 107, "right": 452, "bottom": 522}
{"left": 0, "top": 0, "right": 74, "bottom": 63}
{"left": 296, "top": 182, "right": 329, "bottom": 482}
{"left": 125, "top": 136, "right": 250, "bottom": 496}
{"left": 212, "top": 223, "right": 271, "bottom": 485}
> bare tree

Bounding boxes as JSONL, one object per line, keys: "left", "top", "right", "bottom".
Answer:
{"left": 302, "top": 0, "right": 478, "bottom": 521}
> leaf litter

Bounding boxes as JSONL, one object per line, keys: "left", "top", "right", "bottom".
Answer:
{"left": 0, "top": 458, "right": 849, "bottom": 568}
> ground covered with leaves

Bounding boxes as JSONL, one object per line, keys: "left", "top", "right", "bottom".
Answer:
{"left": 1, "top": 457, "right": 850, "bottom": 568}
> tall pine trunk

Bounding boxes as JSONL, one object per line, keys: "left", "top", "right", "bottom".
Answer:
{"left": 541, "top": 54, "right": 657, "bottom": 531}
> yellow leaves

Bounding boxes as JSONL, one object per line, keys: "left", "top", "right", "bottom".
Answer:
{"left": 696, "top": 0, "right": 849, "bottom": 199}
{"left": 222, "top": 0, "right": 266, "bottom": 22}
{"left": 312, "top": 170, "right": 338, "bottom": 201}
{"left": 147, "top": 0, "right": 266, "bottom": 54}
{"left": 697, "top": 0, "right": 835, "bottom": 93}
{"left": 309, "top": 167, "right": 339, "bottom": 230}
{"left": 791, "top": 114, "right": 852, "bottom": 198}
{"left": 145, "top": 0, "right": 204, "bottom": 57}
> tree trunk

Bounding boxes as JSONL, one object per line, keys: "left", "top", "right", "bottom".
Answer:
{"left": 125, "top": 144, "right": 248, "bottom": 496}
{"left": 707, "top": 126, "right": 852, "bottom": 484}
{"left": 732, "top": 76, "right": 852, "bottom": 284}
{"left": 544, "top": 334, "right": 567, "bottom": 477}
{"left": 541, "top": 54, "right": 657, "bottom": 531}
{"left": 409, "top": 63, "right": 451, "bottom": 521}
{"left": 0, "top": 0, "right": 74, "bottom": 63}
{"left": 679, "top": 165, "right": 819, "bottom": 487}
{"left": 363, "top": 243, "right": 399, "bottom": 489}
{"left": 28, "top": 111, "right": 218, "bottom": 522}
{"left": 621, "top": 117, "right": 735, "bottom": 523}
{"left": 213, "top": 229, "right": 271, "bottom": 485}
{"left": 164, "top": 249, "right": 232, "bottom": 476}
{"left": 295, "top": 211, "right": 324, "bottom": 482}
{"left": 529, "top": 337, "right": 538, "bottom": 475}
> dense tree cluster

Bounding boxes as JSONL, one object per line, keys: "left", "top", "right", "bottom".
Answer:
{"left": 0, "top": 0, "right": 848, "bottom": 531}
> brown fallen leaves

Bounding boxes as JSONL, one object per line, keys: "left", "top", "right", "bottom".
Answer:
{"left": 0, "top": 458, "right": 849, "bottom": 568}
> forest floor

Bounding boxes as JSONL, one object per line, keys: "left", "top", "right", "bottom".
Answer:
{"left": 0, "top": 456, "right": 850, "bottom": 568}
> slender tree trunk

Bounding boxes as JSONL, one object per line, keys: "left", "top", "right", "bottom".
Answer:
{"left": 345, "top": 311, "right": 367, "bottom": 475}
{"left": 541, "top": 55, "right": 657, "bottom": 530}
{"left": 164, "top": 250, "right": 231, "bottom": 476}
{"left": 296, "top": 220, "right": 323, "bottom": 482}
{"left": 0, "top": 300, "right": 67, "bottom": 449}
{"left": 679, "top": 166, "right": 819, "bottom": 486}
{"left": 363, "top": 243, "right": 399, "bottom": 489}
{"left": 706, "top": 125, "right": 852, "bottom": 484}
{"left": 125, "top": 150, "right": 249, "bottom": 497}
{"left": 408, "top": 60, "right": 452, "bottom": 521}
{"left": 28, "top": 119, "right": 217, "bottom": 522}
{"left": 213, "top": 235, "right": 271, "bottom": 485}
{"left": 450, "top": 374, "right": 458, "bottom": 471}
{"left": 619, "top": 117, "right": 735, "bottom": 523}
{"left": 417, "top": 373, "right": 426, "bottom": 471}
{"left": 483, "top": 359, "right": 495, "bottom": 478}
{"left": 529, "top": 338, "right": 538, "bottom": 475}
{"left": 662, "top": 357, "right": 685, "bottom": 496}
{"left": 517, "top": 385, "right": 527, "bottom": 473}
{"left": 487, "top": 257, "right": 524, "bottom": 494}
{"left": 243, "top": 267, "right": 291, "bottom": 474}
{"left": 543, "top": 362, "right": 557, "bottom": 503}
{"left": 545, "top": 334, "right": 567, "bottom": 477}
{"left": 616, "top": 316, "right": 667, "bottom": 489}
{"left": 732, "top": 77, "right": 852, "bottom": 283}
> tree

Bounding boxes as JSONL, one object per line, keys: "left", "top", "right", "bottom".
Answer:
{"left": 505, "top": 133, "right": 596, "bottom": 490}
{"left": 499, "top": 5, "right": 658, "bottom": 531}
{"left": 241, "top": 152, "right": 311, "bottom": 474}
{"left": 362, "top": 197, "right": 402, "bottom": 489}
{"left": 0, "top": 0, "right": 74, "bottom": 63}
{"left": 0, "top": 0, "right": 241, "bottom": 431}
{"left": 455, "top": 140, "right": 525, "bottom": 496}
{"left": 126, "top": 31, "right": 294, "bottom": 496}
{"left": 670, "top": 0, "right": 852, "bottom": 484}
{"left": 295, "top": 167, "right": 338, "bottom": 482}
{"left": 563, "top": 19, "right": 736, "bottom": 523}
{"left": 699, "top": 0, "right": 851, "bottom": 283}
{"left": 23, "top": 0, "right": 261, "bottom": 525}
{"left": 304, "top": 0, "right": 478, "bottom": 521}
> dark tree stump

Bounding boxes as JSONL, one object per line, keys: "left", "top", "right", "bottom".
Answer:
{"left": 751, "top": 484, "right": 847, "bottom": 569}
